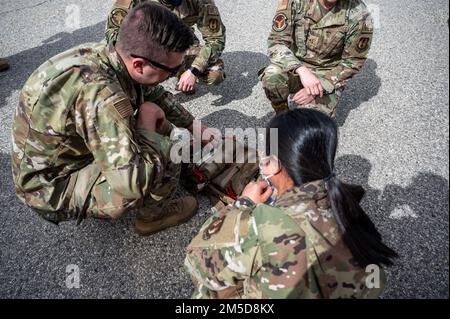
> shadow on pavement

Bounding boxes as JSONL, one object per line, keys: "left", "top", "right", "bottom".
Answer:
{"left": 335, "top": 59, "right": 382, "bottom": 126}
{"left": 335, "top": 154, "right": 449, "bottom": 298}
{"left": 174, "top": 51, "right": 269, "bottom": 107}
{"left": 0, "top": 21, "right": 106, "bottom": 109}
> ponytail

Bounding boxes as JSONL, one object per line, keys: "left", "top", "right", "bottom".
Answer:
{"left": 326, "top": 175, "right": 398, "bottom": 267}
{"left": 267, "top": 109, "right": 398, "bottom": 268}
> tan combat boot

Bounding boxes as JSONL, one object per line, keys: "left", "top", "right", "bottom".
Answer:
{"left": 0, "top": 58, "right": 10, "bottom": 72}
{"left": 134, "top": 196, "right": 199, "bottom": 236}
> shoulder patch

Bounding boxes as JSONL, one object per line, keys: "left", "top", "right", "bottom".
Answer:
{"left": 208, "top": 17, "right": 220, "bottom": 32}
{"left": 277, "top": 0, "right": 289, "bottom": 11}
{"left": 114, "top": 0, "right": 133, "bottom": 9}
{"left": 207, "top": 4, "right": 219, "bottom": 16}
{"left": 355, "top": 36, "right": 371, "bottom": 53}
{"left": 273, "top": 12, "right": 288, "bottom": 32}
{"left": 113, "top": 97, "right": 134, "bottom": 118}
{"left": 203, "top": 215, "right": 226, "bottom": 240}
{"left": 110, "top": 8, "right": 128, "bottom": 27}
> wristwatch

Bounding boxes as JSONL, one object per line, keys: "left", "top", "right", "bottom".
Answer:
{"left": 233, "top": 197, "right": 256, "bottom": 209}
{"left": 189, "top": 66, "right": 201, "bottom": 77}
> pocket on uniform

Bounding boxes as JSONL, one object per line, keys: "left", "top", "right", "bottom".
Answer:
{"left": 320, "top": 27, "right": 347, "bottom": 57}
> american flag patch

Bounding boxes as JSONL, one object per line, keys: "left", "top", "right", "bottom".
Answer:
{"left": 113, "top": 98, "right": 133, "bottom": 119}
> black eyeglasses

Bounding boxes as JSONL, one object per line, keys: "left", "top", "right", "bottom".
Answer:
{"left": 130, "top": 54, "right": 183, "bottom": 77}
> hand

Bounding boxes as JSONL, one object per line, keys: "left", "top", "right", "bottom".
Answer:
{"left": 136, "top": 102, "right": 168, "bottom": 133}
{"left": 296, "top": 66, "right": 323, "bottom": 97}
{"left": 241, "top": 181, "right": 273, "bottom": 205}
{"left": 177, "top": 69, "right": 197, "bottom": 92}
{"left": 188, "top": 123, "right": 221, "bottom": 146}
{"left": 292, "top": 88, "right": 315, "bottom": 105}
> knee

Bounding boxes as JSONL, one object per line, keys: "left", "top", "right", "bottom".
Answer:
{"left": 261, "top": 65, "right": 287, "bottom": 89}
{"left": 205, "top": 70, "right": 225, "bottom": 86}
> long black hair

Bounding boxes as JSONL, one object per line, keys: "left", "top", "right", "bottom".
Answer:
{"left": 267, "top": 108, "right": 398, "bottom": 267}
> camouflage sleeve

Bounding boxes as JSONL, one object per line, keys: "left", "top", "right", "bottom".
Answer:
{"left": 75, "top": 82, "right": 173, "bottom": 200}
{"left": 142, "top": 85, "right": 194, "bottom": 129}
{"left": 267, "top": 0, "right": 303, "bottom": 73}
{"left": 193, "top": 0, "right": 226, "bottom": 72}
{"left": 184, "top": 202, "right": 262, "bottom": 299}
{"left": 105, "top": 0, "right": 139, "bottom": 44}
{"left": 315, "top": 10, "right": 374, "bottom": 93}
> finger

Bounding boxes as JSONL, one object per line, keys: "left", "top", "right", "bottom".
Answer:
{"left": 257, "top": 180, "right": 270, "bottom": 190}
{"left": 318, "top": 83, "right": 324, "bottom": 97}
{"left": 313, "top": 86, "right": 319, "bottom": 96}
{"left": 314, "top": 84, "right": 321, "bottom": 96}
{"left": 261, "top": 186, "right": 274, "bottom": 201}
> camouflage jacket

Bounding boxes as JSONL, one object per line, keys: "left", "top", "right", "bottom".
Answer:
{"left": 11, "top": 42, "right": 193, "bottom": 217}
{"left": 268, "top": 0, "right": 373, "bottom": 93}
{"left": 106, "top": 0, "right": 226, "bottom": 72}
{"left": 185, "top": 180, "right": 385, "bottom": 299}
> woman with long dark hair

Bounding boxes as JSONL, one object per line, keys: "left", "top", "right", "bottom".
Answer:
{"left": 185, "top": 108, "right": 397, "bottom": 299}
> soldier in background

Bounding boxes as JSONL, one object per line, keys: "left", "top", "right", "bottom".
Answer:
{"left": 261, "top": 0, "right": 373, "bottom": 116}
{"left": 106, "top": 0, "right": 226, "bottom": 94}
{"left": 11, "top": 3, "right": 209, "bottom": 236}
{"left": 185, "top": 109, "right": 397, "bottom": 299}
{"left": 0, "top": 58, "right": 9, "bottom": 72}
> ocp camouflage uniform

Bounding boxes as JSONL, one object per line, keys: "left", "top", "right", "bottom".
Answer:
{"left": 185, "top": 180, "right": 385, "bottom": 299}
{"left": 11, "top": 42, "right": 194, "bottom": 223}
{"left": 106, "top": 0, "right": 226, "bottom": 86}
{"left": 261, "top": 0, "right": 373, "bottom": 116}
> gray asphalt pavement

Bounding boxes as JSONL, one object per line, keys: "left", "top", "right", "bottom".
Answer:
{"left": 0, "top": 0, "right": 448, "bottom": 299}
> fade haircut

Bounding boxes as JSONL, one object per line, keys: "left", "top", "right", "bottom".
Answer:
{"left": 116, "top": 2, "right": 195, "bottom": 61}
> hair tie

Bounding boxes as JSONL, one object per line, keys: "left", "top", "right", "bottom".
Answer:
{"left": 324, "top": 172, "right": 336, "bottom": 182}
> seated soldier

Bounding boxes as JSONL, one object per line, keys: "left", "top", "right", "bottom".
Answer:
{"left": 185, "top": 108, "right": 397, "bottom": 299}
{"left": 261, "top": 0, "right": 373, "bottom": 116}
{"left": 11, "top": 3, "right": 214, "bottom": 236}
{"left": 106, "top": 0, "right": 226, "bottom": 94}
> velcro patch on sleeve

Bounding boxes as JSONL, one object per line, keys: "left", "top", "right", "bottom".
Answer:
{"left": 114, "top": 0, "right": 133, "bottom": 9}
{"left": 113, "top": 98, "right": 134, "bottom": 119}
{"left": 277, "top": 0, "right": 289, "bottom": 11}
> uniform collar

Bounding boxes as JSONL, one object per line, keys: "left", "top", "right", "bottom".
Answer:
{"left": 276, "top": 179, "right": 339, "bottom": 246}
{"left": 277, "top": 179, "right": 328, "bottom": 204}
{"left": 105, "top": 43, "right": 138, "bottom": 104}
{"left": 305, "top": 0, "right": 348, "bottom": 27}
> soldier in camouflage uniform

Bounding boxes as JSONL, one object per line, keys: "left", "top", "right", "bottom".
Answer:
{"left": 261, "top": 0, "right": 374, "bottom": 116}
{"left": 185, "top": 109, "right": 396, "bottom": 299}
{"left": 11, "top": 3, "right": 202, "bottom": 236}
{"left": 106, "top": 0, "right": 226, "bottom": 93}
{"left": 0, "top": 58, "right": 10, "bottom": 72}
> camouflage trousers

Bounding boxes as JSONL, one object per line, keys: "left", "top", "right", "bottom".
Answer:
{"left": 260, "top": 64, "right": 342, "bottom": 117}
{"left": 179, "top": 46, "right": 226, "bottom": 86}
{"left": 68, "top": 153, "right": 181, "bottom": 222}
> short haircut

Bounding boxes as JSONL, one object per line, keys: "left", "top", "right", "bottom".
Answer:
{"left": 116, "top": 2, "right": 195, "bottom": 61}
